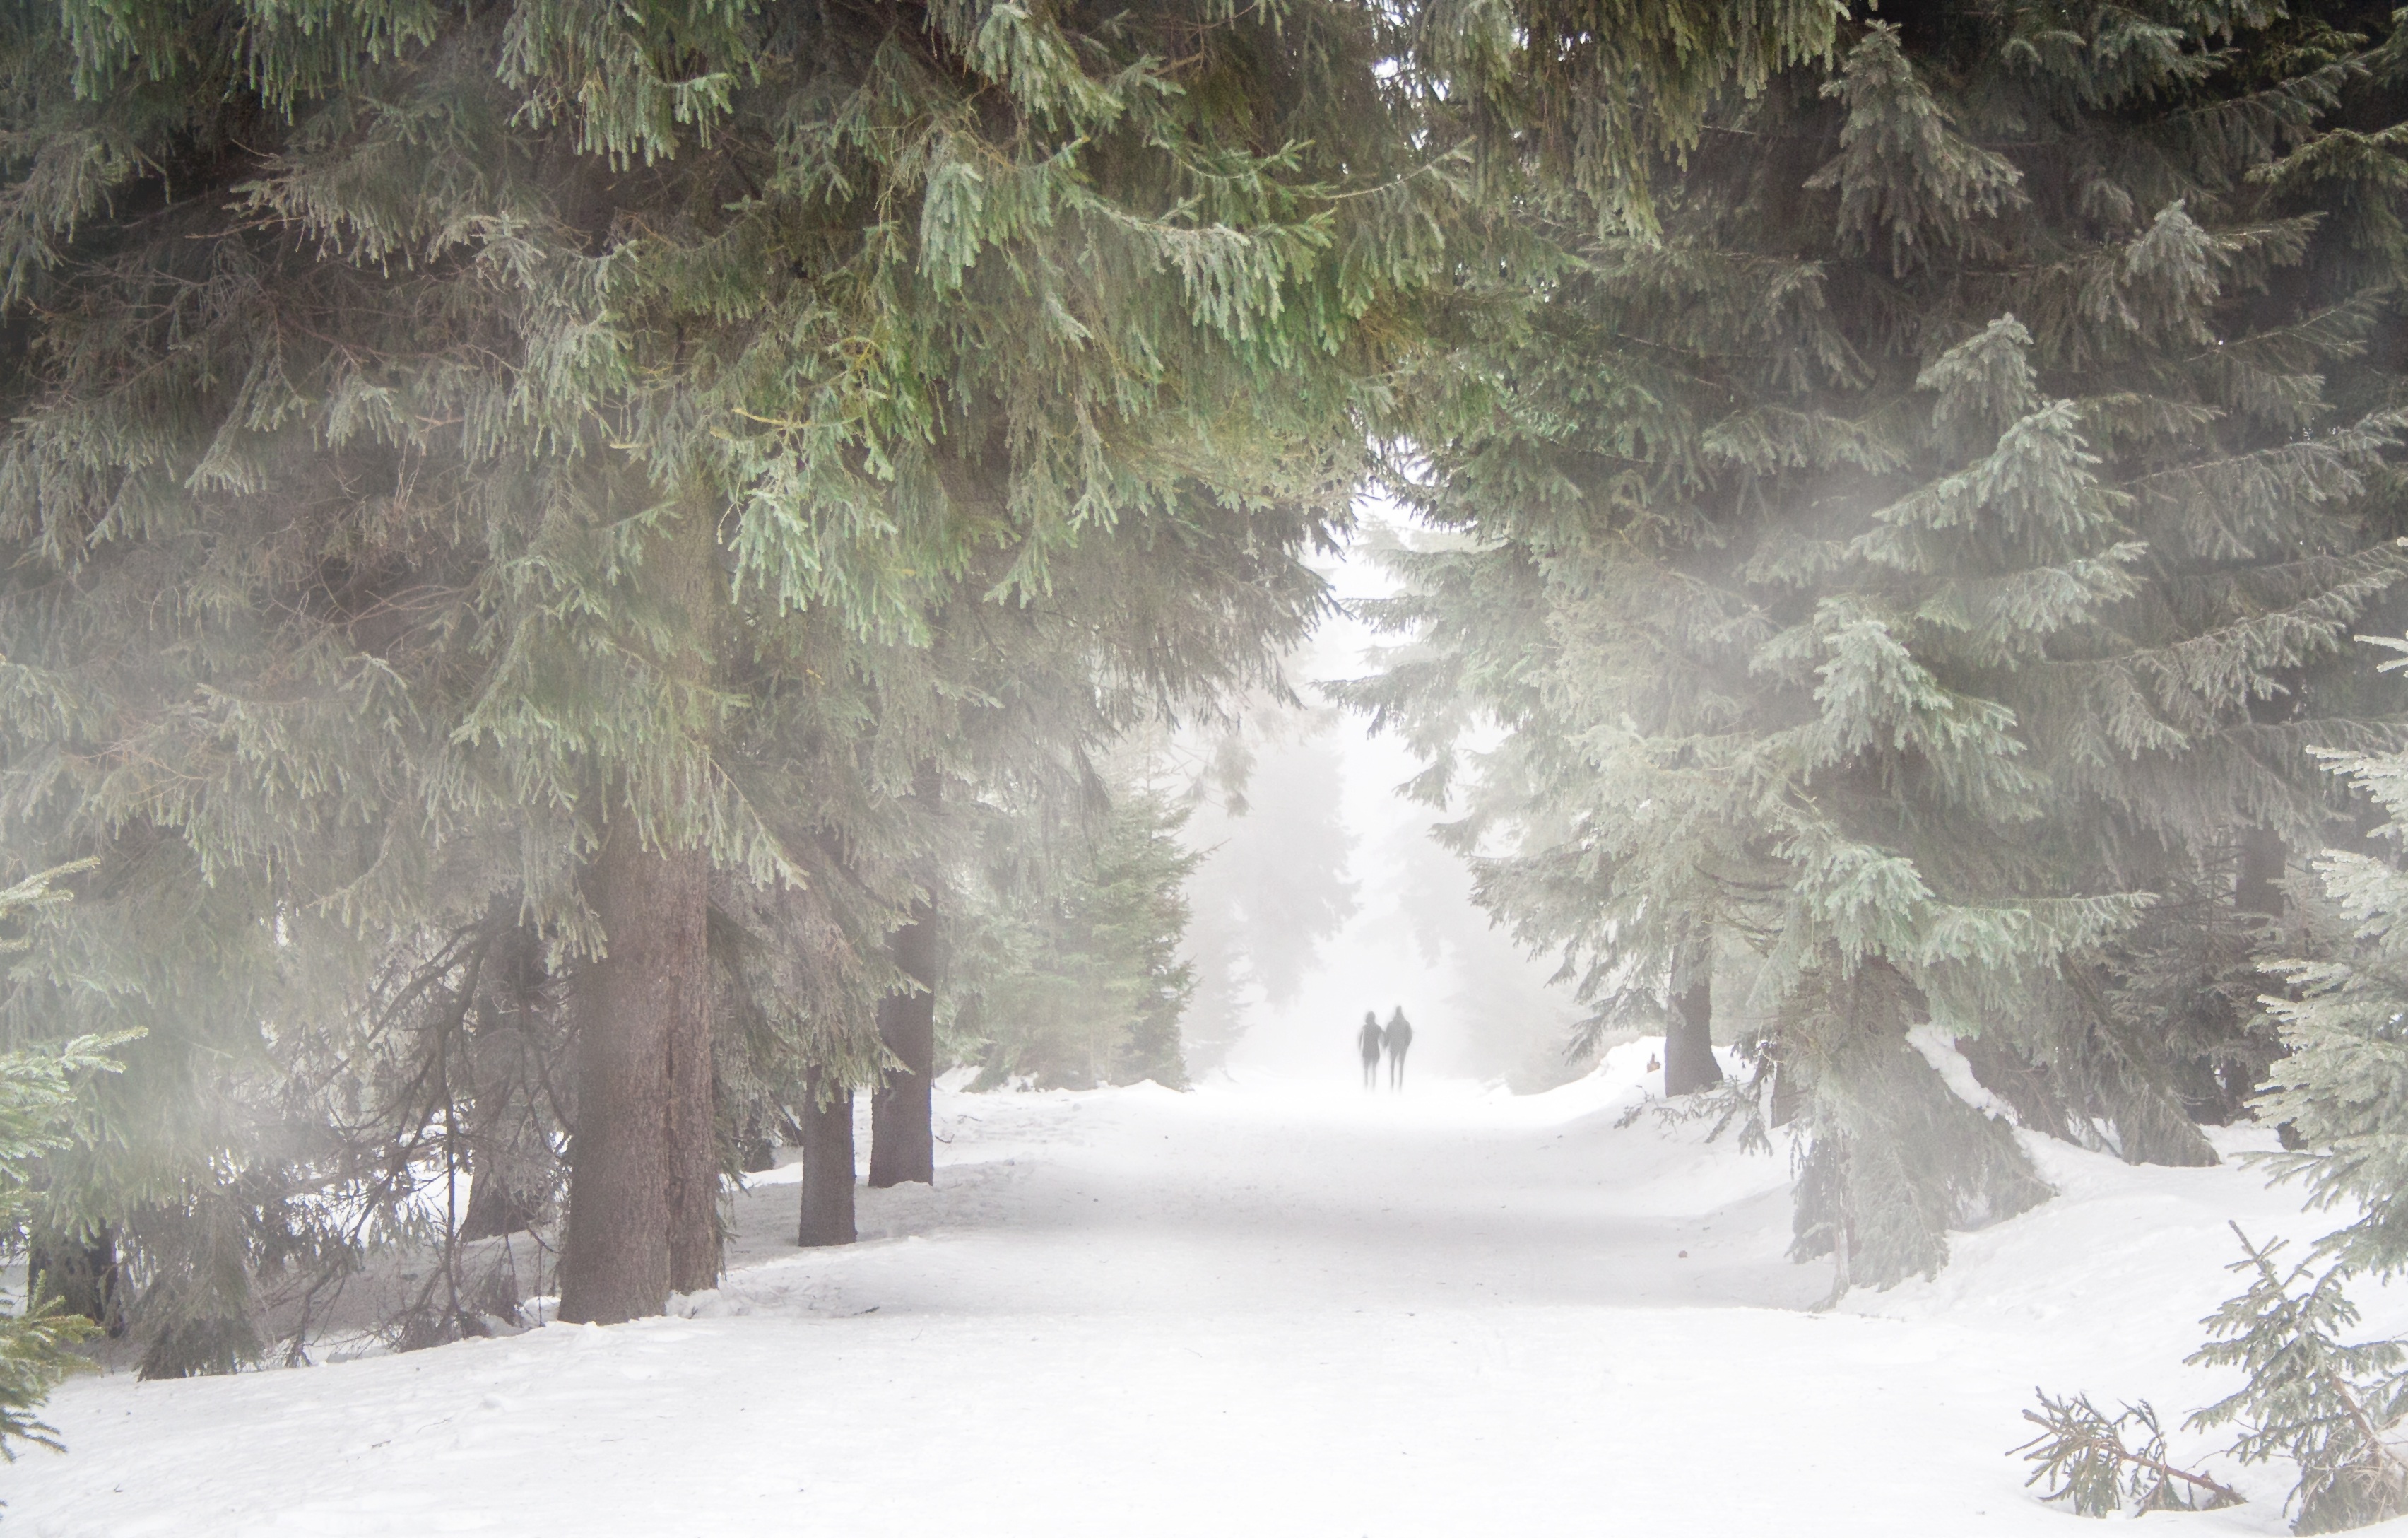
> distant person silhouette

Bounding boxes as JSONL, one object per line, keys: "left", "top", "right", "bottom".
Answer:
{"left": 1385, "top": 1006, "right": 1413, "bottom": 1089}
{"left": 1357, "top": 1011, "right": 1385, "bottom": 1089}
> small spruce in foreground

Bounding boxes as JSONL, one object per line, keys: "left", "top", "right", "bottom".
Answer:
{"left": 2186, "top": 1226, "right": 2408, "bottom": 1535}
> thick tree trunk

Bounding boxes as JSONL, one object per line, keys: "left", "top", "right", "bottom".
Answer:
{"left": 560, "top": 499, "right": 719, "bottom": 1323}
{"left": 663, "top": 887, "right": 719, "bottom": 1293}
{"left": 798, "top": 1069, "right": 857, "bottom": 1247}
{"left": 559, "top": 825, "right": 704, "bottom": 1324}
{"left": 662, "top": 509, "right": 724, "bottom": 1296}
{"left": 868, "top": 899, "right": 938, "bottom": 1187}
{"left": 1665, "top": 930, "right": 1723, "bottom": 1097}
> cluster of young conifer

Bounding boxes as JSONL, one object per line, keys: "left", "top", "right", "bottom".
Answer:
{"left": 948, "top": 768, "right": 1201, "bottom": 1093}
{"left": 1350, "top": 0, "right": 2408, "bottom": 1293}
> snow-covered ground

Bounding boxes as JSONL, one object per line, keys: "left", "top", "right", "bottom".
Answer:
{"left": 13, "top": 1040, "right": 2408, "bottom": 1536}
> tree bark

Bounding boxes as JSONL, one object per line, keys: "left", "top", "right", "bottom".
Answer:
{"left": 663, "top": 872, "right": 720, "bottom": 1293}
{"left": 1665, "top": 929, "right": 1724, "bottom": 1097}
{"left": 560, "top": 500, "right": 720, "bottom": 1322}
{"left": 559, "top": 822, "right": 701, "bottom": 1323}
{"left": 868, "top": 898, "right": 938, "bottom": 1187}
{"left": 798, "top": 1069, "right": 857, "bottom": 1247}
{"left": 2240, "top": 827, "right": 2308, "bottom": 1147}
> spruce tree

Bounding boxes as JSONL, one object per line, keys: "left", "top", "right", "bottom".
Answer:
{"left": 1352, "top": 4, "right": 2408, "bottom": 1291}
{"left": 1176, "top": 708, "right": 1363, "bottom": 1070}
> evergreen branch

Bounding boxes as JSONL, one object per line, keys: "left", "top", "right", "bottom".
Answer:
{"left": 2015, "top": 1389, "right": 2245, "bottom": 1515}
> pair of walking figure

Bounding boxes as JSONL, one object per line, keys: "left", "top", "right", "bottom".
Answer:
{"left": 1359, "top": 1008, "right": 1412, "bottom": 1089}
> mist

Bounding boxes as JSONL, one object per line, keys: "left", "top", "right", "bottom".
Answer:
{"left": 1179, "top": 519, "right": 1583, "bottom": 1090}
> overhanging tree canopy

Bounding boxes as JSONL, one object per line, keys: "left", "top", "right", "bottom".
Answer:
{"left": 0, "top": 0, "right": 1447, "bottom": 1342}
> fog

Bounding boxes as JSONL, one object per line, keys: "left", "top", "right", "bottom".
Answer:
{"left": 1178, "top": 516, "right": 1584, "bottom": 1091}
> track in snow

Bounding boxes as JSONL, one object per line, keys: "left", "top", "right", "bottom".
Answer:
{"left": 9, "top": 1043, "right": 2400, "bottom": 1536}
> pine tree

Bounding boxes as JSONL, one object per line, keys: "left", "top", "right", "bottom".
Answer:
{"left": 1176, "top": 708, "right": 1362, "bottom": 1071}
{"left": 1351, "top": 5, "right": 2408, "bottom": 1291}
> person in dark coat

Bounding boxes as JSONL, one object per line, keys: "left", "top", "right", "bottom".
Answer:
{"left": 1385, "top": 1006, "right": 1414, "bottom": 1089}
{"left": 1357, "top": 1011, "right": 1386, "bottom": 1089}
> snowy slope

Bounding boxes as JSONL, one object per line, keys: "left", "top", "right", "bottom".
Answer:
{"left": 11, "top": 1040, "right": 2407, "bottom": 1537}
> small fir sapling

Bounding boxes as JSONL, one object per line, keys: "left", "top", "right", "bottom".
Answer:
{"left": 2186, "top": 1226, "right": 2408, "bottom": 1534}
{"left": 0, "top": 862, "right": 126, "bottom": 1460}
{"left": 0, "top": 1034, "right": 119, "bottom": 1460}
{"left": 2014, "top": 1390, "right": 2244, "bottom": 1517}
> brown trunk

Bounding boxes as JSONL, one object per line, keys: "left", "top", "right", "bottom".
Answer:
{"left": 661, "top": 504, "right": 723, "bottom": 1294}
{"left": 560, "top": 499, "right": 719, "bottom": 1323}
{"left": 798, "top": 1069, "right": 857, "bottom": 1247}
{"left": 868, "top": 898, "right": 938, "bottom": 1187}
{"left": 870, "top": 765, "right": 943, "bottom": 1188}
{"left": 663, "top": 854, "right": 719, "bottom": 1294}
{"left": 2240, "top": 827, "right": 2306, "bottom": 1147}
{"left": 1665, "top": 930, "right": 1723, "bottom": 1097}
{"left": 559, "top": 823, "right": 696, "bottom": 1324}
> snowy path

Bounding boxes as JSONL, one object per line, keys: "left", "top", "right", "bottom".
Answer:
{"left": 13, "top": 1043, "right": 2408, "bottom": 1536}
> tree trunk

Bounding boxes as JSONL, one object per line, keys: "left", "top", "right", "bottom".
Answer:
{"left": 798, "top": 1069, "right": 857, "bottom": 1247}
{"left": 560, "top": 499, "right": 719, "bottom": 1323}
{"left": 664, "top": 872, "right": 720, "bottom": 1294}
{"left": 1665, "top": 930, "right": 1723, "bottom": 1097}
{"left": 28, "top": 1226, "right": 124, "bottom": 1337}
{"left": 2238, "top": 828, "right": 2285, "bottom": 925}
{"left": 869, "top": 898, "right": 938, "bottom": 1187}
{"left": 558, "top": 823, "right": 702, "bottom": 1324}
{"left": 870, "top": 764, "right": 943, "bottom": 1187}
{"left": 2239, "top": 826, "right": 2308, "bottom": 1146}
{"left": 661, "top": 506, "right": 724, "bottom": 1296}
